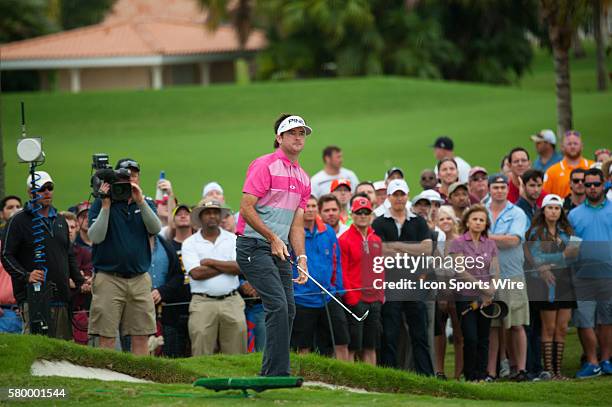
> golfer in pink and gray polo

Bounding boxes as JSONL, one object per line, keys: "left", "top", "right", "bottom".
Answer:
{"left": 236, "top": 114, "right": 312, "bottom": 376}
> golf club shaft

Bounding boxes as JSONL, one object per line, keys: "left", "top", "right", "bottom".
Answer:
{"left": 289, "top": 259, "right": 367, "bottom": 321}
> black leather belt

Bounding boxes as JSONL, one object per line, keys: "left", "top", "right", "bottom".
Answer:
{"left": 193, "top": 289, "right": 238, "bottom": 300}
{"left": 0, "top": 304, "right": 19, "bottom": 311}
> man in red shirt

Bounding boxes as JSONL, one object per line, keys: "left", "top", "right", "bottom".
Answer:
{"left": 339, "top": 196, "right": 383, "bottom": 365}
{"left": 507, "top": 147, "right": 546, "bottom": 206}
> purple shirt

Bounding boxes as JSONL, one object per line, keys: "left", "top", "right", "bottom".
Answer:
{"left": 236, "top": 148, "right": 311, "bottom": 243}
{"left": 449, "top": 232, "right": 498, "bottom": 297}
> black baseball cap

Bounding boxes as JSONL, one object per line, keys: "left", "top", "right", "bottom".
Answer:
{"left": 488, "top": 173, "right": 508, "bottom": 185}
{"left": 385, "top": 167, "right": 404, "bottom": 180}
{"left": 115, "top": 158, "right": 141, "bottom": 171}
{"left": 431, "top": 136, "right": 454, "bottom": 151}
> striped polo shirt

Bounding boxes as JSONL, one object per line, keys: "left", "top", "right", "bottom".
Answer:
{"left": 236, "top": 148, "right": 311, "bottom": 243}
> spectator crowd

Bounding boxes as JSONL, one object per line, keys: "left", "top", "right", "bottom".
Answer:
{"left": 1, "top": 123, "right": 612, "bottom": 382}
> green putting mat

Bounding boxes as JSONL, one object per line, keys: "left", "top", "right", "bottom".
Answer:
{"left": 194, "top": 376, "right": 304, "bottom": 394}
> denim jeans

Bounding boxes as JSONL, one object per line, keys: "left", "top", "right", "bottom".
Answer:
{"left": 246, "top": 302, "right": 266, "bottom": 352}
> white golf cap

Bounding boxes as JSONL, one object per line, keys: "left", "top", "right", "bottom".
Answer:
{"left": 26, "top": 171, "right": 53, "bottom": 189}
{"left": 373, "top": 180, "right": 386, "bottom": 191}
{"left": 276, "top": 115, "right": 313, "bottom": 136}
{"left": 412, "top": 189, "right": 444, "bottom": 205}
{"left": 541, "top": 194, "right": 563, "bottom": 208}
{"left": 530, "top": 129, "right": 556, "bottom": 145}
{"left": 387, "top": 179, "right": 409, "bottom": 196}
{"left": 202, "top": 181, "right": 223, "bottom": 198}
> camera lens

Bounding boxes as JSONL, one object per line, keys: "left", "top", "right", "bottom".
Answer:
{"left": 111, "top": 182, "right": 132, "bottom": 202}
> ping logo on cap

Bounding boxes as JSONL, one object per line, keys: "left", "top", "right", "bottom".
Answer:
{"left": 276, "top": 115, "right": 312, "bottom": 136}
{"left": 288, "top": 118, "right": 305, "bottom": 125}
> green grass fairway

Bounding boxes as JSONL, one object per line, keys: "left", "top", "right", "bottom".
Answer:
{"left": 2, "top": 53, "right": 611, "bottom": 209}
{"left": 1, "top": 333, "right": 611, "bottom": 406}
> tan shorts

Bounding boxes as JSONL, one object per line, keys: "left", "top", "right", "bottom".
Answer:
{"left": 188, "top": 292, "right": 247, "bottom": 356}
{"left": 491, "top": 275, "right": 530, "bottom": 329}
{"left": 88, "top": 272, "right": 156, "bottom": 337}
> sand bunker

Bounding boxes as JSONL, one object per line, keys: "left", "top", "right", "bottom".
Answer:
{"left": 31, "top": 360, "right": 152, "bottom": 383}
{"left": 303, "top": 380, "right": 374, "bottom": 394}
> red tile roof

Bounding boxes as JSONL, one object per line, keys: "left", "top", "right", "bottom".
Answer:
{"left": 0, "top": 19, "right": 265, "bottom": 61}
{"left": 104, "top": 0, "right": 208, "bottom": 25}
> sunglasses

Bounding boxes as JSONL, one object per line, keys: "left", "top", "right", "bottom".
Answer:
{"left": 564, "top": 130, "right": 581, "bottom": 138}
{"left": 353, "top": 210, "right": 372, "bottom": 216}
{"left": 39, "top": 183, "right": 54, "bottom": 192}
{"left": 471, "top": 176, "right": 487, "bottom": 182}
{"left": 571, "top": 178, "right": 584, "bottom": 184}
{"left": 584, "top": 182, "right": 602, "bottom": 188}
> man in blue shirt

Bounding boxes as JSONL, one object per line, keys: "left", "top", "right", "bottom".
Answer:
{"left": 569, "top": 168, "right": 612, "bottom": 378}
{"left": 485, "top": 173, "right": 530, "bottom": 381}
{"left": 88, "top": 158, "right": 162, "bottom": 355}
{"left": 291, "top": 196, "right": 348, "bottom": 360}
{"left": 531, "top": 130, "right": 562, "bottom": 173}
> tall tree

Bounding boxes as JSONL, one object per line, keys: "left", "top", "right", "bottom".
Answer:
{"left": 61, "top": 0, "right": 115, "bottom": 30}
{"left": 540, "top": 0, "right": 589, "bottom": 136}
{"left": 592, "top": 0, "right": 608, "bottom": 91}
{"left": 199, "top": 0, "right": 255, "bottom": 83}
{"left": 259, "top": 0, "right": 458, "bottom": 79}
{"left": 431, "top": 0, "right": 540, "bottom": 84}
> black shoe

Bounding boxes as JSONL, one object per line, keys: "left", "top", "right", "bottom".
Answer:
{"left": 484, "top": 375, "right": 496, "bottom": 382}
{"left": 513, "top": 370, "right": 529, "bottom": 382}
{"left": 435, "top": 372, "right": 448, "bottom": 380}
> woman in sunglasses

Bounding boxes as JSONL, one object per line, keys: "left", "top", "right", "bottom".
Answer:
{"left": 525, "top": 194, "right": 577, "bottom": 380}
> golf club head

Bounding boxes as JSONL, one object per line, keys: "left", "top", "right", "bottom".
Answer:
{"left": 356, "top": 309, "right": 369, "bottom": 322}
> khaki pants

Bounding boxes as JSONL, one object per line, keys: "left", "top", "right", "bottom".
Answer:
{"left": 189, "top": 293, "right": 247, "bottom": 356}
{"left": 22, "top": 303, "right": 72, "bottom": 340}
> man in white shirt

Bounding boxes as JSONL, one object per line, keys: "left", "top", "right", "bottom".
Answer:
{"left": 311, "top": 146, "right": 359, "bottom": 198}
{"left": 432, "top": 136, "right": 471, "bottom": 183}
{"left": 182, "top": 200, "right": 246, "bottom": 356}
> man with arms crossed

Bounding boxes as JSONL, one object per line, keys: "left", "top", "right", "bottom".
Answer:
{"left": 485, "top": 174, "right": 530, "bottom": 381}
{"left": 236, "top": 114, "right": 310, "bottom": 376}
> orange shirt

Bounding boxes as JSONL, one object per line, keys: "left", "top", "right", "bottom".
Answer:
{"left": 543, "top": 157, "right": 594, "bottom": 197}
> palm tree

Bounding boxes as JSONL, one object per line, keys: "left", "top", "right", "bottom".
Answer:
{"left": 593, "top": 0, "right": 608, "bottom": 91}
{"left": 199, "top": 0, "right": 255, "bottom": 83}
{"left": 539, "top": 0, "right": 589, "bottom": 136}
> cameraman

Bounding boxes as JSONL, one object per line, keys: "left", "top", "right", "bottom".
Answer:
{"left": 1, "top": 171, "right": 87, "bottom": 339}
{"left": 87, "top": 158, "right": 162, "bottom": 355}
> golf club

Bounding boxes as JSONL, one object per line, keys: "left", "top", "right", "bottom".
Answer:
{"left": 288, "top": 259, "right": 369, "bottom": 322}
{"left": 461, "top": 300, "right": 505, "bottom": 319}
